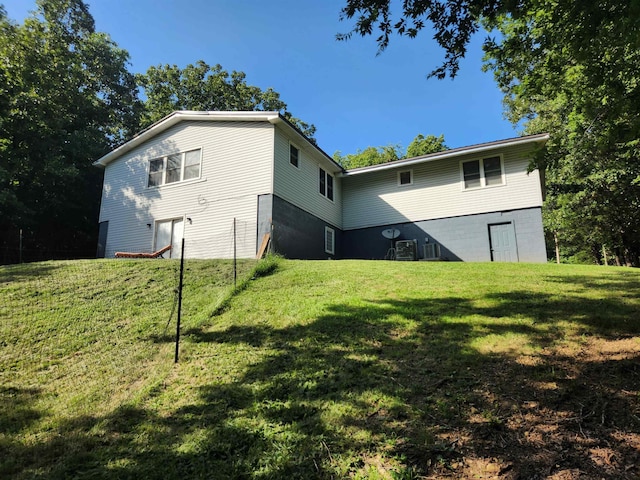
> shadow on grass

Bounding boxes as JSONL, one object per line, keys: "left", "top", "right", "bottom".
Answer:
{"left": 4, "top": 284, "right": 640, "bottom": 478}
{"left": 0, "top": 386, "right": 42, "bottom": 435}
{"left": 0, "top": 262, "right": 63, "bottom": 283}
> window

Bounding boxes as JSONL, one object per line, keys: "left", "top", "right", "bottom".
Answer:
{"left": 319, "top": 167, "right": 334, "bottom": 201}
{"left": 461, "top": 156, "right": 504, "bottom": 189}
{"left": 462, "top": 161, "right": 481, "bottom": 189}
{"left": 325, "top": 226, "right": 335, "bottom": 255}
{"left": 398, "top": 170, "right": 413, "bottom": 186}
{"left": 483, "top": 156, "right": 503, "bottom": 186}
{"left": 289, "top": 143, "right": 299, "bottom": 168}
{"left": 147, "top": 149, "right": 201, "bottom": 187}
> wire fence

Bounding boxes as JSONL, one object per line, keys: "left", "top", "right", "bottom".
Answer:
{"left": 0, "top": 219, "right": 258, "bottom": 365}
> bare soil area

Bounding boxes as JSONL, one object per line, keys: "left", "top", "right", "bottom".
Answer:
{"left": 420, "top": 338, "right": 640, "bottom": 479}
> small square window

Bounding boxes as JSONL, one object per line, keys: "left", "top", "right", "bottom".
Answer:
{"left": 290, "top": 143, "right": 299, "bottom": 168}
{"left": 398, "top": 170, "right": 413, "bottom": 186}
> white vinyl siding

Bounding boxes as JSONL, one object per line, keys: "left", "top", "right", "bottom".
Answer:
{"left": 99, "top": 121, "right": 274, "bottom": 258}
{"left": 342, "top": 143, "right": 543, "bottom": 230}
{"left": 273, "top": 128, "right": 342, "bottom": 229}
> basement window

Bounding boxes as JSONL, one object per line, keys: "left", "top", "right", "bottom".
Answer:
{"left": 325, "top": 226, "right": 335, "bottom": 255}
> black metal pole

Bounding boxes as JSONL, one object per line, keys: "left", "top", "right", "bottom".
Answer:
{"left": 174, "top": 238, "right": 185, "bottom": 363}
{"left": 19, "top": 229, "right": 23, "bottom": 264}
{"left": 233, "top": 218, "right": 237, "bottom": 289}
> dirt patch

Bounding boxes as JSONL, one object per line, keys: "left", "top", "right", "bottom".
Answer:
{"left": 408, "top": 337, "right": 640, "bottom": 479}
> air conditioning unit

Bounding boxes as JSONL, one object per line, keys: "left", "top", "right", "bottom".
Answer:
{"left": 423, "top": 243, "right": 441, "bottom": 260}
{"left": 395, "top": 239, "right": 417, "bottom": 261}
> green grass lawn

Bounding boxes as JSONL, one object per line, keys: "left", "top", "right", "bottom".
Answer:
{"left": 1, "top": 259, "right": 639, "bottom": 479}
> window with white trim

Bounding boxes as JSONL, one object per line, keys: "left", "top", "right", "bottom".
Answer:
{"left": 325, "top": 226, "right": 335, "bottom": 255}
{"left": 289, "top": 143, "right": 299, "bottom": 168}
{"left": 461, "top": 155, "right": 504, "bottom": 189}
{"left": 147, "top": 149, "right": 201, "bottom": 187}
{"left": 319, "top": 167, "right": 334, "bottom": 201}
{"left": 398, "top": 169, "right": 413, "bottom": 186}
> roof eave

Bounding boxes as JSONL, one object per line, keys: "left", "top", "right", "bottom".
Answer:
{"left": 93, "top": 111, "right": 282, "bottom": 167}
{"left": 271, "top": 114, "right": 344, "bottom": 173}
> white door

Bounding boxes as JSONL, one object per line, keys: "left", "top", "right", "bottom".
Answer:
{"left": 489, "top": 223, "right": 518, "bottom": 262}
{"left": 155, "top": 218, "right": 184, "bottom": 258}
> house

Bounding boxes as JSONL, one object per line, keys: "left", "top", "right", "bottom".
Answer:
{"left": 94, "top": 111, "right": 548, "bottom": 263}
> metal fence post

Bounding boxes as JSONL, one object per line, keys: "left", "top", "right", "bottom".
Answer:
{"left": 233, "top": 217, "right": 237, "bottom": 289}
{"left": 174, "top": 238, "right": 185, "bottom": 363}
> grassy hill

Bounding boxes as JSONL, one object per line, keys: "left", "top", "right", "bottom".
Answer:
{"left": 1, "top": 259, "right": 640, "bottom": 479}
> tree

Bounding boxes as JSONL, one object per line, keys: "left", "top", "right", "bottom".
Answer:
{"left": 481, "top": 2, "right": 640, "bottom": 265}
{"left": 334, "top": 133, "right": 447, "bottom": 168}
{"left": 338, "top": 1, "right": 639, "bottom": 80}
{"left": 0, "top": 0, "right": 141, "bottom": 262}
{"left": 137, "top": 61, "right": 316, "bottom": 140}
{"left": 406, "top": 134, "right": 447, "bottom": 157}
{"left": 334, "top": 144, "right": 402, "bottom": 169}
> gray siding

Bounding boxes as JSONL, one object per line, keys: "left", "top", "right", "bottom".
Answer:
{"left": 98, "top": 121, "right": 274, "bottom": 258}
{"left": 342, "top": 143, "right": 543, "bottom": 230}
{"left": 342, "top": 207, "right": 547, "bottom": 262}
{"left": 273, "top": 127, "right": 343, "bottom": 229}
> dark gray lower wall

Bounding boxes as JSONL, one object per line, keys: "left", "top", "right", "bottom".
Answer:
{"left": 271, "top": 195, "right": 341, "bottom": 259}
{"left": 342, "top": 207, "right": 547, "bottom": 263}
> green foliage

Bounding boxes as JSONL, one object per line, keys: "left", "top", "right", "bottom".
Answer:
{"left": 334, "top": 144, "right": 402, "bottom": 169}
{"left": 0, "top": 0, "right": 141, "bottom": 259}
{"left": 338, "top": 0, "right": 508, "bottom": 78}
{"left": 482, "top": 1, "right": 640, "bottom": 265}
{"left": 406, "top": 133, "right": 447, "bottom": 158}
{"left": 137, "top": 61, "right": 316, "bottom": 139}
{"left": 334, "top": 133, "right": 447, "bottom": 169}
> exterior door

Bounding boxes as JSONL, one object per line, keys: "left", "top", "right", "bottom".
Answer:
{"left": 489, "top": 222, "right": 518, "bottom": 262}
{"left": 155, "top": 218, "right": 184, "bottom": 258}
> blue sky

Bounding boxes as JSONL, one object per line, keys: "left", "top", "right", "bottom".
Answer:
{"left": 3, "top": 0, "right": 518, "bottom": 156}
